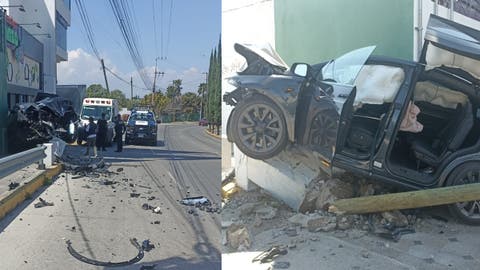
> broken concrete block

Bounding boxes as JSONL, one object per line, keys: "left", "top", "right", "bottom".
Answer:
{"left": 237, "top": 202, "right": 259, "bottom": 217}
{"left": 288, "top": 213, "right": 310, "bottom": 228}
{"left": 381, "top": 210, "right": 409, "bottom": 227}
{"left": 226, "top": 224, "right": 250, "bottom": 251}
{"left": 337, "top": 215, "right": 354, "bottom": 230}
{"left": 307, "top": 216, "right": 337, "bottom": 232}
{"left": 255, "top": 205, "right": 277, "bottom": 220}
{"left": 315, "top": 178, "right": 354, "bottom": 210}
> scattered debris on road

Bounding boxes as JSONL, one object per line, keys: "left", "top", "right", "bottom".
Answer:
{"left": 252, "top": 246, "right": 288, "bottom": 263}
{"left": 130, "top": 193, "right": 141, "bottom": 198}
{"left": 116, "top": 168, "right": 124, "bottom": 173}
{"left": 8, "top": 182, "right": 19, "bottom": 190}
{"left": 181, "top": 196, "right": 210, "bottom": 206}
{"left": 153, "top": 207, "right": 161, "bottom": 214}
{"left": 34, "top": 197, "right": 54, "bottom": 208}
{"left": 66, "top": 238, "right": 144, "bottom": 267}
{"left": 142, "top": 239, "right": 155, "bottom": 252}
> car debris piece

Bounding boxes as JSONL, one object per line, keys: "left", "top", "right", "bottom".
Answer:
{"left": 252, "top": 246, "right": 288, "bottom": 263}
{"left": 142, "top": 240, "right": 155, "bottom": 252}
{"left": 130, "top": 193, "right": 141, "bottom": 198}
{"left": 101, "top": 180, "right": 116, "bottom": 185}
{"left": 66, "top": 238, "right": 144, "bottom": 267}
{"left": 142, "top": 203, "right": 154, "bottom": 210}
{"left": 34, "top": 197, "right": 54, "bottom": 208}
{"left": 8, "top": 182, "right": 19, "bottom": 190}
{"left": 153, "top": 207, "right": 161, "bottom": 214}
{"left": 180, "top": 196, "right": 210, "bottom": 206}
{"left": 147, "top": 196, "right": 155, "bottom": 200}
{"left": 116, "top": 168, "right": 124, "bottom": 173}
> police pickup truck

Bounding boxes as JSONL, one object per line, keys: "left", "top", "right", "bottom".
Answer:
{"left": 125, "top": 109, "right": 157, "bottom": 146}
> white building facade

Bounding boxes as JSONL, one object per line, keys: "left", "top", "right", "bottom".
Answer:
{"left": 0, "top": 0, "right": 70, "bottom": 99}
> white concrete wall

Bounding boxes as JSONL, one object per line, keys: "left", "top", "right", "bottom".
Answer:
{"left": 221, "top": 0, "right": 276, "bottom": 176}
{"left": 413, "top": 0, "right": 480, "bottom": 61}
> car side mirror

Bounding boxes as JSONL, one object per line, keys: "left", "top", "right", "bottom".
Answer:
{"left": 291, "top": 63, "right": 310, "bottom": 77}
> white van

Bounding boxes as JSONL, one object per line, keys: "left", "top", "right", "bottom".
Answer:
{"left": 77, "top": 98, "right": 119, "bottom": 145}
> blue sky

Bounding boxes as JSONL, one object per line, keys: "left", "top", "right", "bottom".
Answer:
{"left": 58, "top": 0, "right": 220, "bottom": 97}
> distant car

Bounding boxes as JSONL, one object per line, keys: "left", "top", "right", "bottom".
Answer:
{"left": 199, "top": 118, "right": 208, "bottom": 126}
{"left": 224, "top": 15, "right": 480, "bottom": 225}
{"left": 125, "top": 110, "right": 158, "bottom": 146}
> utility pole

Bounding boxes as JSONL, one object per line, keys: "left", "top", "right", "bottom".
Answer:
{"left": 151, "top": 57, "right": 164, "bottom": 106}
{"left": 101, "top": 58, "right": 110, "bottom": 92}
{"left": 130, "top": 76, "right": 133, "bottom": 108}
{"left": 200, "top": 72, "right": 208, "bottom": 121}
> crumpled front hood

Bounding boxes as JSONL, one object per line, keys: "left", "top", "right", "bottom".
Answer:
{"left": 234, "top": 43, "right": 289, "bottom": 71}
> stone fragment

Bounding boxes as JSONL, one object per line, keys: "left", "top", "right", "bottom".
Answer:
{"left": 315, "top": 178, "right": 354, "bottom": 210}
{"left": 226, "top": 224, "right": 250, "bottom": 251}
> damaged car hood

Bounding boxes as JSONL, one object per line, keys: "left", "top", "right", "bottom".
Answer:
{"left": 234, "top": 43, "right": 289, "bottom": 75}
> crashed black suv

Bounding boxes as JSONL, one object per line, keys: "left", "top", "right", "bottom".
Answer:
{"left": 125, "top": 110, "right": 157, "bottom": 146}
{"left": 224, "top": 15, "right": 480, "bottom": 224}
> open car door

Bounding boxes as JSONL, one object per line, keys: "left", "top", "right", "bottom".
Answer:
{"left": 421, "top": 14, "right": 480, "bottom": 80}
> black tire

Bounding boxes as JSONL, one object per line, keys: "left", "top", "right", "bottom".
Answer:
{"left": 308, "top": 109, "right": 339, "bottom": 148}
{"left": 231, "top": 95, "right": 287, "bottom": 160}
{"left": 446, "top": 162, "right": 480, "bottom": 225}
{"left": 76, "top": 138, "right": 83, "bottom": 146}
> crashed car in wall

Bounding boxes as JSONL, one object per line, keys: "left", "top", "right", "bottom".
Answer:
{"left": 7, "top": 96, "right": 78, "bottom": 153}
{"left": 224, "top": 15, "right": 480, "bottom": 224}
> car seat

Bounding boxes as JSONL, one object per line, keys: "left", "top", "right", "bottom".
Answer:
{"left": 411, "top": 101, "right": 473, "bottom": 167}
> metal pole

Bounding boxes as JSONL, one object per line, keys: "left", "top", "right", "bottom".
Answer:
{"left": 101, "top": 58, "right": 110, "bottom": 92}
{"left": 0, "top": 10, "right": 7, "bottom": 155}
{"left": 152, "top": 57, "right": 159, "bottom": 106}
{"left": 449, "top": 0, "right": 454, "bottom": 20}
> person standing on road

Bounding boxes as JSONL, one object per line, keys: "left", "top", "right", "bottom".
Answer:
{"left": 96, "top": 112, "right": 108, "bottom": 152}
{"left": 114, "top": 114, "right": 126, "bottom": 152}
{"left": 84, "top": 117, "right": 97, "bottom": 157}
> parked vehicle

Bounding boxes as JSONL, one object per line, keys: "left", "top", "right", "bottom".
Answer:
{"left": 76, "top": 98, "right": 119, "bottom": 145}
{"left": 125, "top": 109, "right": 158, "bottom": 146}
{"left": 224, "top": 15, "right": 480, "bottom": 224}
{"left": 199, "top": 118, "right": 208, "bottom": 126}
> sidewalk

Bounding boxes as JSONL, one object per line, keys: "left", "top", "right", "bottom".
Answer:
{"left": 0, "top": 163, "right": 62, "bottom": 220}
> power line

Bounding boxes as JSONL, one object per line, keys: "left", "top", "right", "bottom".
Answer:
{"left": 152, "top": 0, "right": 159, "bottom": 58}
{"left": 165, "top": 0, "right": 174, "bottom": 60}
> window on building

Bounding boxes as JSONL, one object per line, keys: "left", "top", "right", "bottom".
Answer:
{"left": 56, "top": 12, "right": 68, "bottom": 51}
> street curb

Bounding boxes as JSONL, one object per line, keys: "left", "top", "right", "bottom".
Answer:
{"left": 205, "top": 129, "right": 221, "bottom": 139}
{"left": 0, "top": 164, "right": 63, "bottom": 220}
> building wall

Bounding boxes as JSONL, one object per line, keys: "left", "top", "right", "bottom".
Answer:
{"left": 2, "top": 0, "right": 70, "bottom": 95}
{"left": 221, "top": 0, "right": 276, "bottom": 173}
{"left": 274, "top": 0, "right": 414, "bottom": 65}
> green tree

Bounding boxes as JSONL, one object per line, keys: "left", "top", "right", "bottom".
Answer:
{"left": 109, "top": 89, "right": 128, "bottom": 107}
{"left": 166, "top": 79, "right": 182, "bottom": 99}
{"left": 205, "top": 37, "right": 222, "bottom": 133}
{"left": 181, "top": 92, "right": 200, "bottom": 113}
{"left": 86, "top": 84, "right": 109, "bottom": 98}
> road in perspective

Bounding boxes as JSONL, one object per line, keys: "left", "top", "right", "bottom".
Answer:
{"left": 0, "top": 123, "right": 221, "bottom": 269}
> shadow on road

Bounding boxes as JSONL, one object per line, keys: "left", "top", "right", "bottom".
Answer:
{"left": 102, "top": 256, "right": 221, "bottom": 270}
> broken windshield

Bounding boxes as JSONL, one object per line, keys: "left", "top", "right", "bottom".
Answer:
{"left": 321, "top": 46, "right": 376, "bottom": 85}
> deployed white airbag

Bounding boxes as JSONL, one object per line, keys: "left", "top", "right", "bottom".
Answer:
{"left": 354, "top": 65, "right": 405, "bottom": 107}
{"left": 414, "top": 81, "right": 468, "bottom": 109}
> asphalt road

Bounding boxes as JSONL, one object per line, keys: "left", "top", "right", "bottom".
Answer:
{"left": 0, "top": 123, "right": 221, "bottom": 270}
